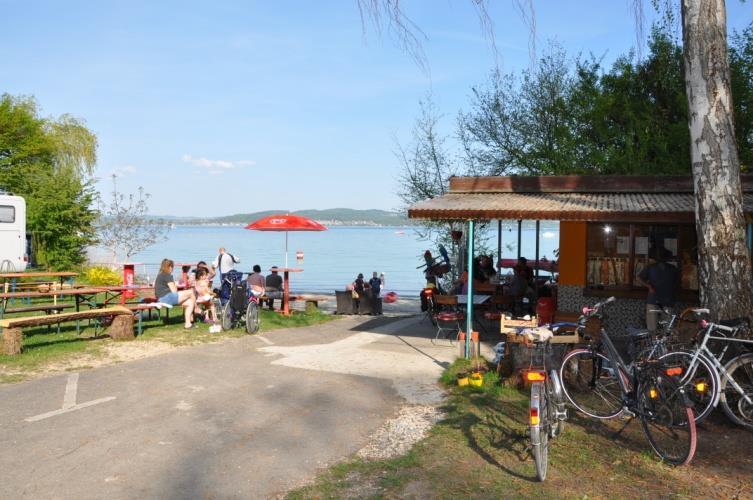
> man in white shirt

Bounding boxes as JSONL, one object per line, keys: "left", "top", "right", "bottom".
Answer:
{"left": 212, "top": 247, "right": 240, "bottom": 277}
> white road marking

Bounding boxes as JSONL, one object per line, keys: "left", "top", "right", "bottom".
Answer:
{"left": 63, "top": 373, "right": 79, "bottom": 409}
{"left": 256, "top": 335, "right": 273, "bottom": 345}
{"left": 175, "top": 400, "right": 193, "bottom": 411}
{"left": 25, "top": 397, "right": 116, "bottom": 422}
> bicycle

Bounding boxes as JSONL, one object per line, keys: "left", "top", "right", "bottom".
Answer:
{"left": 559, "top": 297, "right": 697, "bottom": 465}
{"left": 525, "top": 332, "right": 568, "bottom": 481}
{"left": 670, "top": 315, "right": 753, "bottom": 429}
{"left": 625, "top": 308, "right": 719, "bottom": 424}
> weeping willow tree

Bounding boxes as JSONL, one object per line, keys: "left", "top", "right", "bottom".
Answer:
{"left": 0, "top": 94, "right": 98, "bottom": 269}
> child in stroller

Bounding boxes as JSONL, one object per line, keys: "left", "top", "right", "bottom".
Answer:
{"left": 217, "top": 270, "right": 261, "bottom": 334}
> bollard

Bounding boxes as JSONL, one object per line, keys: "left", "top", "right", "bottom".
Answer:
{"left": 471, "top": 331, "right": 481, "bottom": 358}
{"left": 458, "top": 331, "right": 466, "bottom": 358}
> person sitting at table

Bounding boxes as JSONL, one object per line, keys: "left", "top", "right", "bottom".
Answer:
{"left": 193, "top": 267, "right": 218, "bottom": 324}
{"left": 505, "top": 257, "right": 534, "bottom": 313}
{"left": 479, "top": 254, "right": 497, "bottom": 282}
{"left": 247, "top": 264, "right": 266, "bottom": 298}
{"left": 265, "top": 266, "right": 283, "bottom": 310}
{"left": 155, "top": 258, "right": 197, "bottom": 329}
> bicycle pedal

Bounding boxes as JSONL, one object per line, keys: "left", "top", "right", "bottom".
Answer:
{"left": 619, "top": 408, "right": 635, "bottom": 420}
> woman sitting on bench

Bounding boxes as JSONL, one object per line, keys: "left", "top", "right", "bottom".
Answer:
{"left": 155, "top": 258, "right": 197, "bottom": 329}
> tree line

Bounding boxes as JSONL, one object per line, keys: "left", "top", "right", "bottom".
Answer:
{"left": 400, "top": 22, "right": 753, "bottom": 207}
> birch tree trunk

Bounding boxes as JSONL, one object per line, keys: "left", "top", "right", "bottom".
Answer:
{"left": 682, "top": 0, "right": 753, "bottom": 321}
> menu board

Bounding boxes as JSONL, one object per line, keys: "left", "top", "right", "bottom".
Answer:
{"left": 616, "top": 236, "right": 630, "bottom": 255}
{"left": 635, "top": 237, "right": 649, "bottom": 255}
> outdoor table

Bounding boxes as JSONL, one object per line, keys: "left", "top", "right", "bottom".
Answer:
{"left": 0, "top": 272, "right": 79, "bottom": 303}
{"left": 94, "top": 285, "right": 156, "bottom": 305}
{"left": 457, "top": 295, "right": 491, "bottom": 306}
{"left": 276, "top": 268, "right": 302, "bottom": 316}
{"left": 456, "top": 294, "right": 491, "bottom": 334}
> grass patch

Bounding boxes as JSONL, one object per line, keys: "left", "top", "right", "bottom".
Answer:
{"left": 0, "top": 304, "right": 336, "bottom": 382}
{"left": 286, "top": 358, "right": 722, "bottom": 499}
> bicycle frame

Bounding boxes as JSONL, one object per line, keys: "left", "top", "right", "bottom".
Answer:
{"left": 679, "top": 322, "right": 753, "bottom": 407}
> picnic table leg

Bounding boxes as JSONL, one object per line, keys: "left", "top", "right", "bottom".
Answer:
{"left": 282, "top": 271, "right": 290, "bottom": 316}
{"left": 75, "top": 295, "right": 81, "bottom": 334}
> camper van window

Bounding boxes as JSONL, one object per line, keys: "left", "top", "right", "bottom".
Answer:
{"left": 0, "top": 206, "right": 14, "bottom": 223}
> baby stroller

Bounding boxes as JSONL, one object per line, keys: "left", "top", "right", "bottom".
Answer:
{"left": 217, "top": 270, "right": 260, "bottom": 334}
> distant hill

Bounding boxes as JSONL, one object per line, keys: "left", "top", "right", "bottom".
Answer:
{"left": 160, "top": 208, "right": 412, "bottom": 227}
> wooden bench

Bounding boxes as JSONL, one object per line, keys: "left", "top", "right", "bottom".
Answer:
{"left": 289, "top": 294, "right": 330, "bottom": 312}
{"left": 123, "top": 303, "right": 173, "bottom": 334}
{"left": 0, "top": 306, "right": 135, "bottom": 355}
{"left": 4, "top": 304, "right": 74, "bottom": 315}
{"left": 257, "top": 294, "right": 329, "bottom": 312}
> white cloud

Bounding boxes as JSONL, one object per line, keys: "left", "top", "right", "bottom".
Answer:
{"left": 108, "top": 165, "right": 138, "bottom": 177}
{"left": 182, "top": 154, "right": 255, "bottom": 175}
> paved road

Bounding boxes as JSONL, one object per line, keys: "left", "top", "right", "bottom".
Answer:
{"left": 0, "top": 315, "right": 459, "bottom": 499}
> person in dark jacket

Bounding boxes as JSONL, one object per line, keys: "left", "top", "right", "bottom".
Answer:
{"left": 638, "top": 247, "right": 679, "bottom": 333}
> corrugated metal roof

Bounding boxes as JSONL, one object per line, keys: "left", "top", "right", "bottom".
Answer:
{"left": 408, "top": 192, "right": 753, "bottom": 222}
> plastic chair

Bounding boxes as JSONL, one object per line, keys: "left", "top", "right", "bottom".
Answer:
{"left": 432, "top": 294, "right": 464, "bottom": 345}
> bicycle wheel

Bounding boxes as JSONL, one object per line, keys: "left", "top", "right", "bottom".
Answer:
{"left": 719, "top": 353, "right": 753, "bottom": 430}
{"left": 560, "top": 349, "right": 622, "bottom": 419}
{"left": 548, "top": 370, "right": 566, "bottom": 437}
{"left": 245, "top": 301, "right": 260, "bottom": 334}
{"left": 221, "top": 302, "right": 234, "bottom": 331}
{"left": 658, "top": 350, "right": 720, "bottom": 423}
{"left": 530, "top": 382, "right": 549, "bottom": 481}
{"left": 638, "top": 372, "right": 696, "bottom": 465}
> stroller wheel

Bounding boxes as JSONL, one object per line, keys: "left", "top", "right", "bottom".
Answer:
{"left": 221, "top": 302, "right": 234, "bottom": 331}
{"left": 245, "top": 301, "right": 260, "bottom": 334}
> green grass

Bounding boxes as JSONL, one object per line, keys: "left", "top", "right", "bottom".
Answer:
{"left": 0, "top": 303, "right": 336, "bottom": 381}
{"left": 286, "top": 359, "right": 708, "bottom": 499}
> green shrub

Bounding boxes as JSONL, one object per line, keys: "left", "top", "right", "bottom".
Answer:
{"left": 84, "top": 266, "right": 123, "bottom": 286}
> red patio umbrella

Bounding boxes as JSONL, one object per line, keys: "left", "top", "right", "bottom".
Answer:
{"left": 244, "top": 214, "right": 327, "bottom": 267}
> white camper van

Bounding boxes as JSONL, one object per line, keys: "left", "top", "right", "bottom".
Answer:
{"left": 0, "top": 194, "right": 28, "bottom": 272}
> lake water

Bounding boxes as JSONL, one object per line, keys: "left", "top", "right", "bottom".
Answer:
{"left": 89, "top": 222, "right": 559, "bottom": 295}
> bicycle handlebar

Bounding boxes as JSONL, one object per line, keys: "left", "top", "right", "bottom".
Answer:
{"left": 581, "top": 296, "right": 615, "bottom": 317}
{"left": 700, "top": 319, "right": 737, "bottom": 333}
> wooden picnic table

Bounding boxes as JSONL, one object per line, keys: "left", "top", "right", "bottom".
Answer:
{"left": 93, "top": 285, "right": 156, "bottom": 305}
{"left": 0, "top": 271, "right": 79, "bottom": 298}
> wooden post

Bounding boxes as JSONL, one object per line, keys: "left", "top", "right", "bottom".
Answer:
{"left": 107, "top": 314, "right": 135, "bottom": 341}
{"left": 3, "top": 327, "right": 23, "bottom": 355}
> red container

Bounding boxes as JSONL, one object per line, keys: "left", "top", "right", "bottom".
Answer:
{"left": 536, "top": 297, "right": 555, "bottom": 326}
{"left": 123, "top": 263, "right": 136, "bottom": 300}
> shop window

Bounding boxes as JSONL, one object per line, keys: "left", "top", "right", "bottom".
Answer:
{"left": 586, "top": 223, "right": 697, "bottom": 292}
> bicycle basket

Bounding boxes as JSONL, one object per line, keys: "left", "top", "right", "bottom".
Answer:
{"left": 673, "top": 317, "right": 701, "bottom": 345}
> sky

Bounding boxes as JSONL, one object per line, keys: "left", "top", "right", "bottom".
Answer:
{"left": 2, "top": 1, "right": 751, "bottom": 217}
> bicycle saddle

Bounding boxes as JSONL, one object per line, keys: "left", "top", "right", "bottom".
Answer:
{"left": 626, "top": 326, "right": 651, "bottom": 340}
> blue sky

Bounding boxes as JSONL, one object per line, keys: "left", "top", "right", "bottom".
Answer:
{"left": 2, "top": 1, "right": 751, "bottom": 217}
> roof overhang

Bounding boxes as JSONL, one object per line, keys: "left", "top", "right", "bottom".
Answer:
{"left": 407, "top": 175, "right": 753, "bottom": 223}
